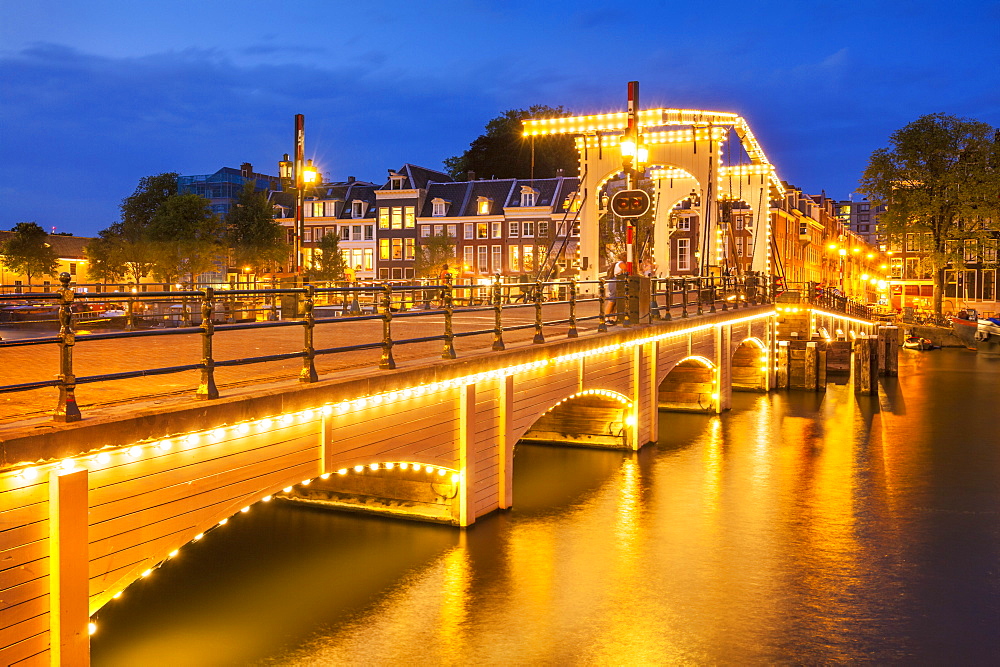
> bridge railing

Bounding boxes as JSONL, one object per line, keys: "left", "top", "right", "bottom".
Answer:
{"left": 0, "top": 273, "right": 772, "bottom": 422}
{"left": 778, "top": 281, "right": 875, "bottom": 320}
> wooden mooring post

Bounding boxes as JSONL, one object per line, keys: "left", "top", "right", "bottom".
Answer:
{"left": 852, "top": 334, "right": 879, "bottom": 395}
{"left": 878, "top": 326, "right": 899, "bottom": 376}
{"left": 776, "top": 341, "right": 789, "bottom": 389}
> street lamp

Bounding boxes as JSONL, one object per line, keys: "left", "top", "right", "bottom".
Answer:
{"left": 278, "top": 114, "right": 321, "bottom": 278}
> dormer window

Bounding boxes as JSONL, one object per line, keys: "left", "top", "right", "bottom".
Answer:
{"left": 520, "top": 186, "right": 538, "bottom": 207}
{"left": 432, "top": 198, "right": 449, "bottom": 217}
{"left": 351, "top": 201, "right": 366, "bottom": 219}
{"left": 388, "top": 171, "right": 407, "bottom": 190}
{"left": 476, "top": 196, "right": 492, "bottom": 215}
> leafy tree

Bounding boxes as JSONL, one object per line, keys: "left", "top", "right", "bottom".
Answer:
{"left": 860, "top": 113, "right": 1000, "bottom": 314}
{"left": 1, "top": 222, "right": 59, "bottom": 285}
{"left": 414, "top": 231, "right": 458, "bottom": 279}
{"left": 310, "top": 232, "right": 348, "bottom": 282}
{"left": 146, "top": 194, "right": 224, "bottom": 284}
{"left": 226, "top": 181, "right": 289, "bottom": 274}
{"left": 84, "top": 230, "right": 128, "bottom": 283}
{"left": 444, "top": 105, "right": 579, "bottom": 180}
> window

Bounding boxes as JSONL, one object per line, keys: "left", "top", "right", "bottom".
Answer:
{"left": 736, "top": 237, "right": 744, "bottom": 256}
{"left": 388, "top": 173, "right": 406, "bottom": 190}
{"left": 537, "top": 221, "right": 549, "bottom": 238}
{"left": 464, "top": 246, "right": 474, "bottom": 271}
{"left": 404, "top": 206, "right": 415, "bottom": 228}
{"left": 303, "top": 228, "right": 313, "bottom": 243}
{"left": 421, "top": 225, "right": 432, "bottom": 238}
{"left": 676, "top": 216, "right": 691, "bottom": 231}
{"left": 492, "top": 245, "right": 503, "bottom": 273}
{"left": 379, "top": 238, "right": 390, "bottom": 260}
{"left": 890, "top": 257, "right": 903, "bottom": 278}
{"left": 677, "top": 238, "right": 690, "bottom": 271}
{"left": 432, "top": 198, "right": 447, "bottom": 216}
{"left": 341, "top": 225, "right": 351, "bottom": 239}
{"left": 734, "top": 217, "right": 744, "bottom": 231}
{"left": 391, "top": 238, "right": 403, "bottom": 260}
{"left": 508, "top": 221, "right": 520, "bottom": 238}
{"left": 904, "top": 257, "right": 921, "bottom": 279}
{"left": 509, "top": 246, "right": 520, "bottom": 272}
{"left": 477, "top": 223, "right": 488, "bottom": 239}
{"left": 464, "top": 223, "right": 474, "bottom": 239}
{"left": 520, "top": 186, "right": 537, "bottom": 207}
{"left": 985, "top": 240, "right": 998, "bottom": 263}
{"left": 364, "top": 225, "right": 374, "bottom": 240}
{"left": 379, "top": 208, "right": 390, "bottom": 229}
{"left": 965, "top": 239, "right": 978, "bottom": 262}
{"left": 325, "top": 201, "right": 339, "bottom": 217}
{"left": 391, "top": 206, "right": 403, "bottom": 229}
{"left": 860, "top": 203, "right": 870, "bottom": 212}
{"left": 905, "top": 233, "right": 920, "bottom": 252}
{"left": 491, "top": 221, "right": 502, "bottom": 238}
{"left": 351, "top": 248, "right": 363, "bottom": 269}
{"left": 433, "top": 224, "right": 444, "bottom": 236}
{"left": 69, "top": 262, "right": 77, "bottom": 275}
{"left": 364, "top": 248, "right": 373, "bottom": 270}
{"left": 392, "top": 267, "right": 403, "bottom": 280}
{"left": 405, "top": 238, "right": 415, "bottom": 260}
{"left": 556, "top": 221, "right": 567, "bottom": 236}
{"left": 447, "top": 224, "right": 457, "bottom": 238}
{"left": 571, "top": 221, "right": 580, "bottom": 237}
{"left": 477, "top": 197, "right": 491, "bottom": 215}
{"left": 522, "top": 245, "right": 534, "bottom": 271}
{"left": 477, "top": 246, "right": 489, "bottom": 273}
{"left": 352, "top": 201, "right": 365, "bottom": 219}
{"left": 352, "top": 225, "right": 362, "bottom": 241}
{"left": 379, "top": 268, "right": 390, "bottom": 280}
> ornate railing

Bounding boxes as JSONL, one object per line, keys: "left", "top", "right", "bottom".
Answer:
{"left": 0, "top": 273, "right": 775, "bottom": 422}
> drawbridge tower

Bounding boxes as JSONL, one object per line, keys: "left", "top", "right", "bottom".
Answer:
{"left": 523, "top": 84, "right": 786, "bottom": 285}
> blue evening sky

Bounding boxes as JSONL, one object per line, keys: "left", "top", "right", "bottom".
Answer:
{"left": 2, "top": 0, "right": 998, "bottom": 237}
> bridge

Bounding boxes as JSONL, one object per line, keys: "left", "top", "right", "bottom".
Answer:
{"left": 0, "top": 274, "right": 887, "bottom": 665}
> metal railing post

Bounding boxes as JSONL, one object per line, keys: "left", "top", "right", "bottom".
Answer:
{"left": 379, "top": 284, "right": 396, "bottom": 370}
{"left": 126, "top": 292, "right": 136, "bottom": 331}
{"left": 197, "top": 287, "right": 219, "bottom": 399}
{"left": 598, "top": 279, "right": 609, "bottom": 332}
{"left": 650, "top": 278, "right": 661, "bottom": 321}
{"left": 54, "top": 272, "right": 82, "bottom": 422}
{"left": 567, "top": 278, "right": 579, "bottom": 338}
{"left": 532, "top": 280, "right": 545, "bottom": 343}
{"left": 442, "top": 284, "right": 456, "bottom": 359}
{"left": 300, "top": 285, "right": 318, "bottom": 382}
{"left": 182, "top": 288, "right": 192, "bottom": 327}
{"left": 491, "top": 277, "right": 505, "bottom": 351}
{"left": 721, "top": 276, "right": 729, "bottom": 311}
{"left": 696, "top": 278, "right": 704, "bottom": 315}
{"left": 708, "top": 277, "right": 717, "bottom": 313}
{"left": 681, "top": 278, "right": 689, "bottom": 318}
{"left": 662, "top": 278, "right": 672, "bottom": 321}
{"left": 622, "top": 277, "right": 632, "bottom": 328}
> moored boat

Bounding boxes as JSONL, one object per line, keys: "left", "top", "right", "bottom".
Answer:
{"left": 951, "top": 309, "right": 1000, "bottom": 354}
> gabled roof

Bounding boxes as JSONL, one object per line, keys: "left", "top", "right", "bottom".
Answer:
{"left": 382, "top": 164, "right": 453, "bottom": 191}
{"left": 505, "top": 177, "right": 581, "bottom": 210}
{"left": 420, "top": 182, "right": 474, "bottom": 217}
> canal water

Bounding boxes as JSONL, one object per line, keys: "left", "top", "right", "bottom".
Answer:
{"left": 91, "top": 349, "right": 1000, "bottom": 666}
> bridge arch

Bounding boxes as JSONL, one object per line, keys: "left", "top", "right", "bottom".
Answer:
{"left": 519, "top": 388, "right": 634, "bottom": 450}
{"left": 732, "top": 337, "right": 768, "bottom": 392}
{"left": 657, "top": 355, "right": 718, "bottom": 413}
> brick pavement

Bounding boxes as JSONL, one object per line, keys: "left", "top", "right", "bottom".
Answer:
{"left": 0, "top": 302, "right": 609, "bottom": 430}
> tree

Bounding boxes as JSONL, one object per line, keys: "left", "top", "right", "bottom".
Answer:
{"left": 225, "top": 181, "right": 289, "bottom": 274}
{"left": 310, "top": 232, "right": 348, "bottom": 282}
{"left": 444, "top": 106, "right": 579, "bottom": 180}
{"left": 860, "top": 113, "right": 1000, "bottom": 314}
{"left": 414, "top": 232, "right": 458, "bottom": 279}
{"left": 84, "top": 231, "right": 128, "bottom": 284}
{"left": 146, "top": 194, "right": 224, "bottom": 284}
{"left": 0, "top": 222, "right": 59, "bottom": 286}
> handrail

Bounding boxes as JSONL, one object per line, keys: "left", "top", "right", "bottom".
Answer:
{"left": 0, "top": 272, "right": 776, "bottom": 421}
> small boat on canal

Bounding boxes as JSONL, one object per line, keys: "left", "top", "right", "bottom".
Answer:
{"left": 951, "top": 309, "right": 1000, "bottom": 355}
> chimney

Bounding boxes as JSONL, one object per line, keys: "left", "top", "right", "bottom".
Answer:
{"left": 348, "top": 176, "right": 356, "bottom": 183}
{"left": 467, "top": 170, "right": 476, "bottom": 182}
{"left": 240, "top": 162, "right": 253, "bottom": 178}
{"left": 556, "top": 168, "right": 564, "bottom": 177}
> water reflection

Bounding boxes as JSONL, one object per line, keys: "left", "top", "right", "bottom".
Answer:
{"left": 92, "top": 350, "right": 1000, "bottom": 665}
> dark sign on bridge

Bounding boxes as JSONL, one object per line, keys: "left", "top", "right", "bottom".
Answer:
{"left": 609, "top": 189, "right": 651, "bottom": 218}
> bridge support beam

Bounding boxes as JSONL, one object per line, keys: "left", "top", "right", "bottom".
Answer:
{"left": 49, "top": 468, "right": 90, "bottom": 667}
{"left": 498, "top": 375, "right": 514, "bottom": 510}
{"left": 715, "top": 324, "right": 732, "bottom": 412}
{"left": 459, "top": 383, "right": 476, "bottom": 527}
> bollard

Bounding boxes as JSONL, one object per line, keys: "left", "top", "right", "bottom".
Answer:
{"left": 379, "top": 284, "right": 396, "bottom": 370}
{"left": 532, "top": 280, "right": 545, "bottom": 343}
{"left": 598, "top": 279, "right": 609, "bottom": 332}
{"left": 197, "top": 287, "right": 219, "bottom": 399}
{"left": 442, "top": 284, "right": 456, "bottom": 359}
{"left": 852, "top": 334, "right": 878, "bottom": 395}
{"left": 882, "top": 326, "right": 899, "bottom": 376}
{"left": 54, "top": 272, "right": 82, "bottom": 422}
{"left": 300, "top": 285, "right": 318, "bottom": 382}
{"left": 567, "top": 279, "right": 579, "bottom": 338}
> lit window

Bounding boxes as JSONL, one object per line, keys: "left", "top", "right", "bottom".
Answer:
{"left": 379, "top": 238, "right": 390, "bottom": 260}
{"left": 391, "top": 207, "right": 403, "bottom": 229}
{"left": 477, "top": 246, "right": 489, "bottom": 273}
{"left": 421, "top": 225, "right": 432, "bottom": 238}
{"left": 433, "top": 224, "right": 444, "bottom": 236}
{"left": 464, "top": 246, "right": 474, "bottom": 270}
{"left": 492, "top": 245, "right": 503, "bottom": 273}
{"left": 364, "top": 248, "right": 374, "bottom": 270}
{"left": 509, "top": 246, "right": 520, "bottom": 271}
{"left": 391, "top": 238, "right": 403, "bottom": 260}
{"left": 351, "top": 201, "right": 365, "bottom": 219}
{"left": 379, "top": 208, "right": 390, "bottom": 229}
{"left": 389, "top": 172, "right": 406, "bottom": 190}
{"left": 522, "top": 245, "right": 534, "bottom": 271}
{"left": 477, "top": 196, "right": 491, "bottom": 215}
{"left": 405, "top": 238, "right": 415, "bottom": 260}
{"left": 432, "top": 198, "right": 448, "bottom": 217}
{"left": 508, "top": 221, "right": 520, "bottom": 238}
{"left": 520, "top": 186, "right": 537, "bottom": 207}
{"left": 477, "top": 223, "right": 488, "bottom": 239}
{"left": 404, "top": 206, "right": 415, "bottom": 228}
{"left": 677, "top": 238, "right": 690, "bottom": 271}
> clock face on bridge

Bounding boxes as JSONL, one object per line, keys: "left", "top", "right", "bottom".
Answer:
{"left": 610, "top": 189, "right": 651, "bottom": 218}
